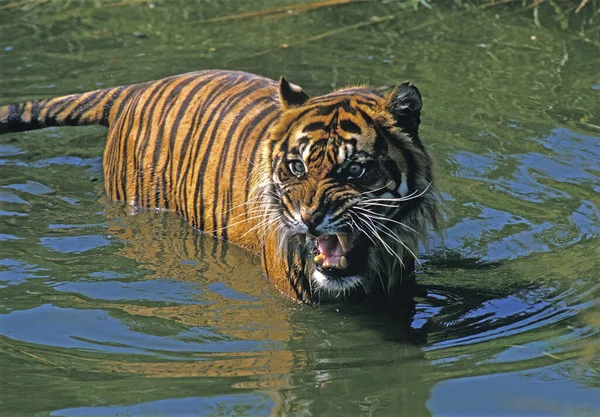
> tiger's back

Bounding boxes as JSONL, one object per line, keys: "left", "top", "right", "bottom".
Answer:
{"left": 102, "top": 70, "right": 280, "bottom": 248}
{"left": 1, "top": 70, "right": 279, "bottom": 249}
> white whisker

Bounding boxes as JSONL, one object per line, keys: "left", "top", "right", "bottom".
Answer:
{"left": 353, "top": 206, "right": 420, "bottom": 235}
{"left": 369, "top": 218, "right": 421, "bottom": 267}
{"left": 353, "top": 212, "right": 405, "bottom": 268}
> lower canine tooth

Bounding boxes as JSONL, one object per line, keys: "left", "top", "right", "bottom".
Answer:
{"left": 314, "top": 254, "right": 324, "bottom": 265}
{"left": 340, "top": 256, "right": 348, "bottom": 268}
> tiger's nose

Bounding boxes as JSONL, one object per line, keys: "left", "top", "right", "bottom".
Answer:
{"left": 300, "top": 208, "right": 324, "bottom": 230}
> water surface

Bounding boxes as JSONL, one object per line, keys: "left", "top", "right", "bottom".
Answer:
{"left": 1, "top": 1, "right": 599, "bottom": 416}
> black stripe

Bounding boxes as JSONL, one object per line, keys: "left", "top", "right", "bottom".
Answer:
{"left": 315, "top": 104, "right": 338, "bottom": 116}
{"left": 325, "top": 148, "right": 337, "bottom": 166}
{"left": 307, "top": 147, "right": 325, "bottom": 165}
{"left": 30, "top": 101, "right": 42, "bottom": 130}
{"left": 128, "top": 78, "right": 175, "bottom": 205}
{"left": 286, "top": 251, "right": 307, "bottom": 302}
{"left": 281, "top": 194, "right": 297, "bottom": 219}
{"left": 356, "top": 107, "right": 374, "bottom": 125}
{"left": 338, "top": 101, "right": 357, "bottom": 115}
{"left": 114, "top": 85, "right": 140, "bottom": 125}
{"left": 230, "top": 102, "right": 277, "bottom": 172}
{"left": 100, "top": 86, "right": 127, "bottom": 127}
{"left": 117, "top": 88, "right": 150, "bottom": 202}
{"left": 261, "top": 246, "right": 270, "bottom": 278}
{"left": 339, "top": 119, "right": 361, "bottom": 135}
{"left": 148, "top": 76, "right": 198, "bottom": 207}
{"left": 302, "top": 121, "right": 327, "bottom": 133}
{"left": 42, "top": 98, "right": 71, "bottom": 126}
{"left": 220, "top": 189, "right": 232, "bottom": 240}
{"left": 69, "top": 91, "right": 103, "bottom": 125}
{"left": 297, "top": 136, "right": 310, "bottom": 147}
{"left": 121, "top": 80, "right": 170, "bottom": 202}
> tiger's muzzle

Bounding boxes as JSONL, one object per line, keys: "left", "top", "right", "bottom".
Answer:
{"left": 299, "top": 232, "right": 370, "bottom": 278}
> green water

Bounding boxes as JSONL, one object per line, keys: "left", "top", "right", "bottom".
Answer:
{"left": 1, "top": 1, "right": 599, "bottom": 416}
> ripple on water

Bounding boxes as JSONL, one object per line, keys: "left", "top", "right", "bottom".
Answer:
{"left": 39, "top": 235, "right": 111, "bottom": 253}
{"left": 0, "top": 210, "right": 28, "bottom": 217}
{"left": 0, "top": 144, "right": 24, "bottom": 157}
{"left": 0, "top": 190, "right": 30, "bottom": 204}
{"left": 54, "top": 279, "right": 207, "bottom": 304}
{"left": 3, "top": 180, "right": 52, "bottom": 195}
{"left": 50, "top": 393, "right": 276, "bottom": 417}
{"left": 0, "top": 258, "right": 50, "bottom": 285}
{"left": 428, "top": 363, "right": 600, "bottom": 417}
{"left": 426, "top": 280, "right": 600, "bottom": 350}
{"left": 445, "top": 127, "right": 600, "bottom": 262}
{"left": 0, "top": 304, "right": 279, "bottom": 355}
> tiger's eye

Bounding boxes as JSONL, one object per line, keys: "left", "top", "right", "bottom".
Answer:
{"left": 289, "top": 160, "right": 306, "bottom": 176}
{"left": 347, "top": 162, "right": 365, "bottom": 179}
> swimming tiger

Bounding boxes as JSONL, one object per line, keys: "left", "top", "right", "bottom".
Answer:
{"left": 0, "top": 70, "right": 441, "bottom": 304}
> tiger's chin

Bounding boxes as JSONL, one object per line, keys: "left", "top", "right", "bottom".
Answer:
{"left": 311, "top": 270, "right": 365, "bottom": 295}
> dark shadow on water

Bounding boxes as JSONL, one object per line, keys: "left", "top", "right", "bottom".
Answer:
{"left": 424, "top": 249, "right": 503, "bottom": 270}
{"left": 324, "top": 278, "right": 428, "bottom": 345}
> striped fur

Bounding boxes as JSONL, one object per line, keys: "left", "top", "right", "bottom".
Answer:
{"left": 0, "top": 70, "right": 441, "bottom": 304}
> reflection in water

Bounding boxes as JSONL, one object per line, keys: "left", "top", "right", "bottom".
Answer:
{"left": 98, "top": 204, "right": 302, "bottom": 391}
{"left": 98, "top": 204, "right": 436, "bottom": 416}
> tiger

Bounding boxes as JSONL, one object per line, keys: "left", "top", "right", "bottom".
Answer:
{"left": 0, "top": 70, "right": 441, "bottom": 304}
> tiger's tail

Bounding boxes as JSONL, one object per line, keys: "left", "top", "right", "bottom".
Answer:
{"left": 0, "top": 85, "right": 132, "bottom": 134}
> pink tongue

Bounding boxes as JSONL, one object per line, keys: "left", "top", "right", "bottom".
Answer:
{"left": 317, "top": 235, "right": 344, "bottom": 258}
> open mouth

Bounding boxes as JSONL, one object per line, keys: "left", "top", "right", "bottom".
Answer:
{"left": 298, "top": 232, "right": 368, "bottom": 277}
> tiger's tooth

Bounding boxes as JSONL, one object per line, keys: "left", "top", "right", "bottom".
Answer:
{"left": 337, "top": 234, "right": 350, "bottom": 252}
{"left": 340, "top": 256, "right": 348, "bottom": 268}
{"left": 298, "top": 234, "right": 306, "bottom": 245}
{"left": 314, "top": 254, "right": 324, "bottom": 265}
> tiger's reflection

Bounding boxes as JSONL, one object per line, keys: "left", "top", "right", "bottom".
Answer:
{"left": 96, "top": 201, "right": 430, "bottom": 416}
{"left": 98, "top": 201, "right": 303, "bottom": 377}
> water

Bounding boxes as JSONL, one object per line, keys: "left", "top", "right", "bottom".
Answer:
{"left": 1, "top": 1, "right": 599, "bottom": 416}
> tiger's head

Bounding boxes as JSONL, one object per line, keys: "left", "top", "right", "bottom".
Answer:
{"left": 255, "top": 77, "right": 441, "bottom": 300}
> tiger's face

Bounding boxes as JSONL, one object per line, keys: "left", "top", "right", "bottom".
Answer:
{"left": 260, "top": 78, "right": 440, "bottom": 299}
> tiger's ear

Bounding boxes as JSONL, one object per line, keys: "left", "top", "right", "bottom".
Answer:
{"left": 279, "top": 76, "right": 309, "bottom": 109}
{"left": 387, "top": 82, "right": 422, "bottom": 137}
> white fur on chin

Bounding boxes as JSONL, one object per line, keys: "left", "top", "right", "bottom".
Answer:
{"left": 311, "top": 270, "right": 364, "bottom": 296}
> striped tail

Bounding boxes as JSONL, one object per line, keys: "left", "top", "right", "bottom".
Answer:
{"left": 0, "top": 85, "right": 131, "bottom": 134}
